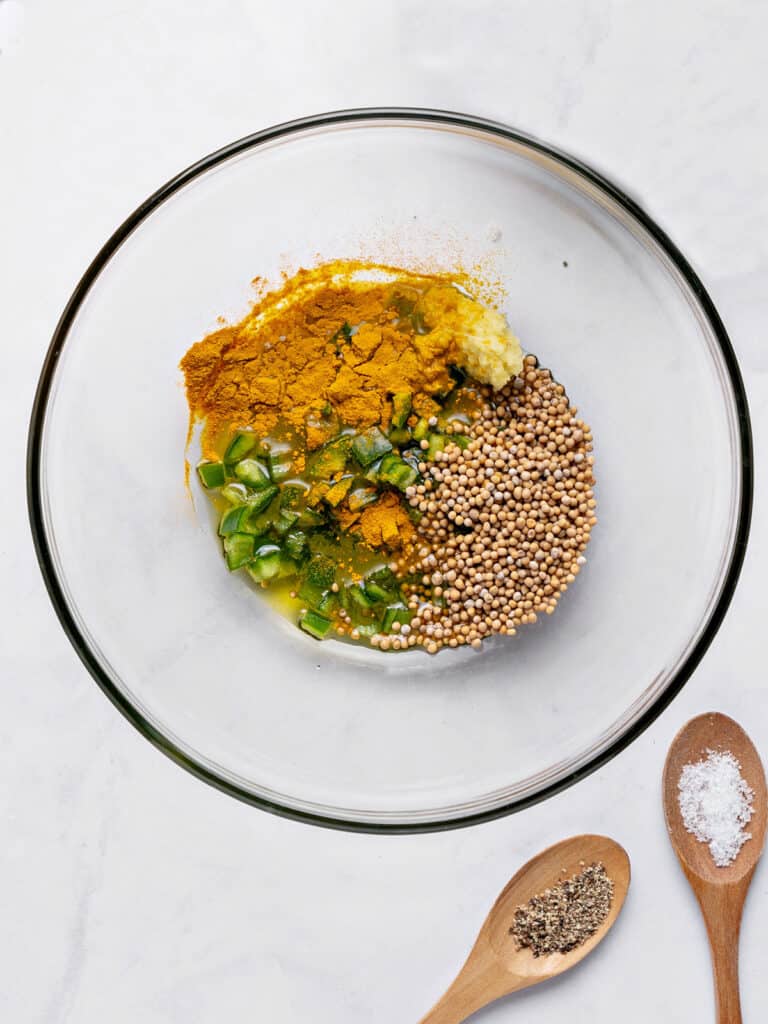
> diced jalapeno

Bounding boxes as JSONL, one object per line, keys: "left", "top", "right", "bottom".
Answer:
{"left": 223, "top": 532, "right": 255, "bottom": 570}
{"left": 310, "top": 436, "right": 351, "bottom": 478}
{"left": 453, "top": 434, "right": 471, "bottom": 450}
{"left": 299, "top": 610, "right": 333, "bottom": 640}
{"left": 297, "top": 507, "right": 325, "bottom": 528}
{"left": 364, "top": 580, "right": 396, "bottom": 603}
{"left": 345, "top": 583, "right": 376, "bottom": 612}
{"left": 348, "top": 486, "right": 378, "bottom": 512}
{"left": 351, "top": 427, "right": 392, "bottom": 467}
{"left": 246, "top": 484, "right": 278, "bottom": 514}
{"left": 381, "top": 604, "right": 413, "bottom": 633}
{"left": 247, "top": 543, "right": 283, "bottom": 581}
{"left": 391, "top": 392, "right": 413, "bottom": 429}
{"left": 298, "top": 578, "right": 325, "bottom": 608}
{"left": 273, "top": 509, "right": 300, "bottom": 536}
{"left": 284, "top": 530, "right": 309, "bottom": 562}
{"left": 388, "top": 427, "right": 411, "bottom": 446}
{"left": 368, "top": 567, "right": 399, "bottom": 589}
{"left": 304, "top": 554, "right": 336, "bottom": 588}
{"left": 364, "top": 458, "right": 384, "bottom": 483}
{"left": 324, "top": 475, "right": 354, "bottom": 507}
{"left": 267, "top": 449, "right": 293, "bottom": 481}
{"left": 316, "top": 591, "right": 338, "bottom": 615}
{"left": 234, "top": 458, "right": 271, "bottom": 489}
{"left": 412, "top": 418, "right": 430, "bottom": 442}
{"left": 280, "top": 483, "right": 309, "bottom": 509}
{"left": 220, "top": 482, "right": 250, "bottom": 505}
{"left": 363, "top": 566, "right": 401, "bottom": 604}
{"left": 377, "top": 453, "right": 419, "bottom": 491}
{"left": 225, "top": 432, "right": 257, "bottom": 462}
{"left": 427, "top": 433, "right": 446, "bottom": 461}
{"left": 219, "top": 504, "right": 254, "bottom": 536}
{"left": 197, "top": 461, "right": 226, "bottom": 488}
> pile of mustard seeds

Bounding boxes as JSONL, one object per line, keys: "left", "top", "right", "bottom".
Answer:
{"left": 510, "top": 862, "right": 614, "bottom": 957}
{"left": 394, "top": 355, "right": 596, "bottom": 654}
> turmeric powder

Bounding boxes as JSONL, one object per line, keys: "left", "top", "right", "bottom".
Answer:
{"left": 181, "top": 260, "right": 464, "bottom": 458}
{"left": 357, "top": 493, "right": 415, "bottom": 550}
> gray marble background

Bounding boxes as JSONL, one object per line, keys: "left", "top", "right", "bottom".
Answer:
{"left": 2, "top": 1, "right": 766, "bottom": 1020}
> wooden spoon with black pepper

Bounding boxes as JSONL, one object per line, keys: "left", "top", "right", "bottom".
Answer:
{"left": 663, "top": 712, "right": 767, "bottom": 1024}
{"left": 417, "top": 834, "right": 630, "bottom": 1024}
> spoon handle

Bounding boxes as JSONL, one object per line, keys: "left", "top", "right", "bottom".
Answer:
{"left": 417, "top": 956, "right": 510, "bottom": 1024}
{"left": 694, "top": 879, "right": 749, "bottom": 1024}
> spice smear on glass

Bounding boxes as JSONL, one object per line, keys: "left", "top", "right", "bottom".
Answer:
{"left": 510, "top": 863, "right": 614, "bottom": 957}
{"left": 678, "top": 749, "right": 755, "bottom": 867}
{"left": 181, "top": 260, "right": 596, "bottom": 654}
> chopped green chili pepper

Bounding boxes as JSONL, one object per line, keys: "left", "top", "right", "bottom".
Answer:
{"left": 351, "top": 427, "right": 392, "bottom": 467}
{"left": 219, "top": 504, "right": 254, "bottom": 536}
{"left": 427, "top": 433, "right": 446, "bottom": 461}
{"left": 364, "top": 580, "right": 397, "bottom": 603}
{"left": 297, "top": 507, "right": 325, "bottom": 528}
{"left": 378, "top": 453, "right": 419, "bottom": 491}
{"left": 273, "top": 509, "right": 300, "bottom": 536}
{"left": 267, "top": 449, "right": 293, "bottom": 481}
{"left": 299, "top": 610, "right": 333, "bottom": 640}
{"left": 381, "top": 604, "right": 413, "bottom": 632}
{"left": 284, "top": 530, "right": 309, "bottom": 562}
{"left": 246, "top": 484, "right": 278, "bottom": 514}
{"left": 280, "top": 483, "right": 309, "bottom": 509}
{"left": 225, "top": 432, "right": 257, "bottom": 462}
{"left": 197, "top": 461, "right": 226, "bottom": 488}
{"left": 345, "top": 583, "right": 377, "bottom": 612}
{"left": 391, "top": 392, "right": 413, "bottom": 428}
{"left": 224, "top": 532, "right": 255, "bottom": 570}
{"left": 367, "top": 567, "right": 399, "bottom": 589}
{"left": 412, "top": 418, "right": 430, "bottom": 442}
{"left": 324, "top": 475, "right": 354, "bottom": 507}
{"left": 234, "top": 458, "right": 271, "bottom": 488}
{"left": 310, "top": 436, "right": 351, "bottom": 478}
{"left": 220, "top": 482, "right": 250, "bottom": 505}
{"left": 388, "top": 427, "right": 411, "bottom": 446}
{"left": 247, "top": 543, "right": 283, "bottom": 581}
{"left": 347, "top": 486, "right": 379, "bottom": 512}
{"left": 364, "top": 458, "right": 384, "bottom": 483}
{"left": 305, "top": 554, "right": 336, "bottom": 588}
{"left": 330, "top": 321, "right": 353, "bottom": 345}
{"left": 298, "top": 579, "right": 326, "bottom": 608}
{"left": 453, "top": 434, "right": 471, "bottom": 450}
{"left": 316, "top": 591, "right": 338, "bottom": 615}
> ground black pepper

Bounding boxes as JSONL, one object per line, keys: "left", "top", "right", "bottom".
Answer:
{"left": 510, "top": 862, "right": 613, "bottom": 957}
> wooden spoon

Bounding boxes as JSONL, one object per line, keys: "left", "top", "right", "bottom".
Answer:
{"left": 663, "top": 712, "right": 767, "bottom": 1024}
{"left": 418, "top": 834, "right": 630, "bottom": 1024}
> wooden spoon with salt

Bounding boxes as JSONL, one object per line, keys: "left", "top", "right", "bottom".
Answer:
{"left": 663, "top": 712, "right": 767, "bottom": 1024}
{"left": 417, "top": 834, "right": 630, "bottom": 1024}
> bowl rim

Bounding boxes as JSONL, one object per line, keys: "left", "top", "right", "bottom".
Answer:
{"left": 27, "top": 106, "right": 754, "bottom": 833}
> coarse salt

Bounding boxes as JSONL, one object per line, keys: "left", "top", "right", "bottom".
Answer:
{"left": 678, "top": 749, "right": 755, "bottom": 867}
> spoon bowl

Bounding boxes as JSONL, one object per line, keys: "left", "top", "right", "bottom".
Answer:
{"left": 663, "top": 712, "right": 767, "bottom": 1023}
{"left": 419, "top": 834, "right": 630, "bottom": 1024}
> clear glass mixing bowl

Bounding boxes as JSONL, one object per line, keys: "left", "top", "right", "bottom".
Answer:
{"left": 28, "top": 109, "right": 752, "bottom": 831}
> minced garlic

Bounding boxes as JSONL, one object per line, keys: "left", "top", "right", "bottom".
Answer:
{"left": 418, "top": 285, "right": 523, "bottom": 389}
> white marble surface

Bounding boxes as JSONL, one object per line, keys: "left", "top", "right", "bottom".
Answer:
{"left": 2, "top": 2, "right": 767, "bottom": 1021}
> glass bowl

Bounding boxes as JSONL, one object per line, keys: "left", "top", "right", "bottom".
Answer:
{"left": 28, "top": 109, "right": 752, "bottom": 832}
